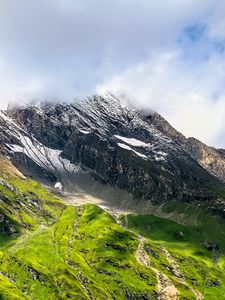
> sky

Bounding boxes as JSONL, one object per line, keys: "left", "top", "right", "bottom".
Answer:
{"left": 0, "top": 1, "right": 225, "bottom": 147}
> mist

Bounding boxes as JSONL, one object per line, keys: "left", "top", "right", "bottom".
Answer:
{"left": 1, "top": 0, "right": 225, "bottom": 147}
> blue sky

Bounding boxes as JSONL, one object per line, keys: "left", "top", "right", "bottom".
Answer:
{"left": 0, "top": 0, "right": 225, "bottom": 147}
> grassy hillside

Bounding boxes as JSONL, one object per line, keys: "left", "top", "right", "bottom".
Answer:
{"left": 124, "top": 212, "right": 225, "bottom": 299}
{"left": 0, "top": 157, "right": 157, "bottom": 299}
{"left": 1, "top": 156, "right": 225, "bottom": 299}
{"left": 1, "top": 205, "right": 160, "bottom": 299}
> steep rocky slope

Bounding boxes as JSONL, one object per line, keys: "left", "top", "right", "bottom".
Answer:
{"left": 149, "top": 112, "right": 225, "bottom": 183}
{"left": 1, "top": 94, "right": 224, "bottom": 214}
{"left": 1, "top": 95, "right": 225, "bottom": 299}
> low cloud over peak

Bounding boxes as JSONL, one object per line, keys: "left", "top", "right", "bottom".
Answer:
{"left": 0, "top": 0, "right": 225, "bottom": 146}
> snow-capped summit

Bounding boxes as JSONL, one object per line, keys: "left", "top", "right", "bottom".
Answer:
{"left": 0, "top": 94, "right": 225, "bottom": 206}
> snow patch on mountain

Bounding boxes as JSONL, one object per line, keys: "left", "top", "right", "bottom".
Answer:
{"left": 115, "top": 135, "right": 149, "bottom": 147}
{"left": 54, "top": 181, "right": 63, "bottom": 190}
{"left": 79, "top": 129, "right": 91, "bottom": 135}
{"left": 7, "top": 134, "right": 80, "bottom": 174}
{"left": 154, "top": 155, "right": 166, "bottom": 162}
{"left": 117, "top": 143, "right": 147, "bottom": 159}
{"left": 115, "top": 134, "right": 168, "bottom": 161}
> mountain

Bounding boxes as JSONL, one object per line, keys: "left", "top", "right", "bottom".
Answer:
{"left": 1, "top": 94, "right": 225, "bottom": 299}
{"left": 1, "top": 94, "right": 225, "bottom": 210}
{"left": 149, "top": 113, "right": 225, "bottom": 184}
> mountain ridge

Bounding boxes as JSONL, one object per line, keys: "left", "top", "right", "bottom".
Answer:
{"left": 1, "top": 95, "right": 225, "bottom": 299}
{"left": 148, "top": 112, "right": 225, "bottom": 183}
{"left": 1, "top": 94, "right": 225, "bottom": 213}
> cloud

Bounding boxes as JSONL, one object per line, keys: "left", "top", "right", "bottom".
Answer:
{"left": 0, "top": 0, "right": 213, "bottom": 105}
{"left": 0, "top": 0, "right": 225, "bottom": 147}
{"left": 97, "top": 49, "right": 225, "bottom": 147}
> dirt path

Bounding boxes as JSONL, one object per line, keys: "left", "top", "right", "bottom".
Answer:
{"left": 154, "top": 269, "right": 179, "bottom": 300}
{"left": 136, "top": 236, "right": 151, "bottom": 267}
{"left": 135, "top": 236, "right": 179, "bottom": 300}
{"left": 76, "top": 272, "right": 94, "bottom": 300}
{"left": 115, "top": 214, "right": 179, "bottom": 300}
{"left": 65, "top": 207, "right": 93, "bottom": 300}
{"left": 162, "top": 247, "right": 203, "bottom": 300}
{"left": 67, "top": 207, "right": 81, "bottom": 265}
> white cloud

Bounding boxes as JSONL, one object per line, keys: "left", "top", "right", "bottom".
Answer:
{"left": 207, "top": 1, "right": 225, "bottom": 40}
{"left": 0, "top": 0, "right": 214, "bottom": 106}
{"left": 0, "top": 1, "right": 225, "bottom": 147}
{"left": 97, "top": 50, "right": 225, "bottom": 147}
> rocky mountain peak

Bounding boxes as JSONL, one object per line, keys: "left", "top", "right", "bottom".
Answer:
{"left": 1, "top": 94, "right": 225, "bottom": 213}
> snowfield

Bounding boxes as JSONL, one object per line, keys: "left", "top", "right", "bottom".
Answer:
{"left": 117, "top": 143, "right": 147, "bottom": 159}
{"left": 115, "top": 135, "right": 150, "bottom": 147}
{"left": 8, "top": 134, "right": 80, "bottom": 174}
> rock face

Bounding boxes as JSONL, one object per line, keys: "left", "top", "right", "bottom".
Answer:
{"left": 149, "top": 112, "right": 225, "bottom": 183}
{"left": 0, "top": 94, "right": 224, "bottom": 206}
